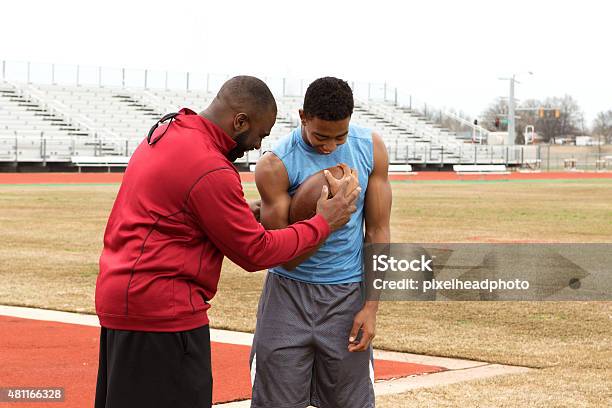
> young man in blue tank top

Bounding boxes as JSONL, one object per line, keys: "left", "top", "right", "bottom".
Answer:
{"left": 250, "top": 77, "right": 392, "bottom": 407}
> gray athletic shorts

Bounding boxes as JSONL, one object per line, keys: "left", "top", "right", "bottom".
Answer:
{"left": 249, "top": 272, "right": 375, "bottom": 408}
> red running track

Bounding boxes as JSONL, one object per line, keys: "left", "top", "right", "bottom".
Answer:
{"left": 1, "top": 171, "right": 612, "bottom": 185}
{"left": 0, "top": 316, "right": 445, "bottom": 406}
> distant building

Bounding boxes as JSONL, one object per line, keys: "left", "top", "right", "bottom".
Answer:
{"left": 575, "top": 136, "right": 603, "bottom": 146}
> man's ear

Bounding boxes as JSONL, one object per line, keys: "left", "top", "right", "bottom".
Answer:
{"left": 298, "top": 109, "right": 306, "bottom": 126}
{"left": 233, "top": 112, "right": 250, "bottom": 133}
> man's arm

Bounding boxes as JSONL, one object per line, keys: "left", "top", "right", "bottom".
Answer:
{"left": 348, "top": 132, "right": 392, "bottom": 352}
{"left": 187, "top": 167, "right": 329, "bottom": 272}
{"left": 255, "top": 152, "right": 320, "bottom": 270}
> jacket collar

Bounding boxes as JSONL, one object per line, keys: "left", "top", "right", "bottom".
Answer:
{"left": 177, "top": 108, "right": 237, "bottom": 156}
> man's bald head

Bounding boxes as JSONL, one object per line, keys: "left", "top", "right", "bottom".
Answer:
{"left": 201, "top": 76, "right": 277, "bottom": 162}
{"left": 216, "top": 75, "right": 277, "bottom": 117}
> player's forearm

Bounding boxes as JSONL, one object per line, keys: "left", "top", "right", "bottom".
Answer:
{"left": 365, "top": 225, "right": 390, "bottom": 244}
{"left": 259, "top": 206, "right": 289, "bottom": 230}
{"left": 232, "top": 215, "right": 330, "bottom": 271}
{"left": 364, "top": 225, "right": 389, "bottom": 309}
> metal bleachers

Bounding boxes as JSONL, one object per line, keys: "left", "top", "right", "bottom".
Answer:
{"left": 0, "top": 79, "right": 539, "bottom": 170}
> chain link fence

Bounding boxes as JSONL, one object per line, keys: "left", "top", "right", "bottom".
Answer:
{"left": 538, "top": 145, "right": 612, "bottom": 171}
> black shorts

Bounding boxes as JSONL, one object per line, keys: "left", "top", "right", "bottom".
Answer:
{"left": 95, "top": 325, "right": 212, "bottom": 408}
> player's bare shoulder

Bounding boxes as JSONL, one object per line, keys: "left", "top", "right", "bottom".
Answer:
{"left": 371, "top": 131, "right": 386, "bottom": 155}
{"left": 370, "top": 131, "right": 389, "bottom": 173}
{"left": 255, "top": 152, "right": 289, "bottom": 192}
{"left": 371, "top": 131, "right": 384, "bottom": 145}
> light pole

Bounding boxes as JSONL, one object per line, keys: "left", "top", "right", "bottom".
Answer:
{"left": 499, "top": 72, "right": 533, "bottom": 144}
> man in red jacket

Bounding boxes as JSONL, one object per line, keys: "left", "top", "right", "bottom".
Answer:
{"left": 94, "top": 76, "right": 360, "bottom": 408}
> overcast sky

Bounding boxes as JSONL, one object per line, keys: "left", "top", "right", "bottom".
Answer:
{"left": 1, "top": 0, "right": 609, "bottom": 124}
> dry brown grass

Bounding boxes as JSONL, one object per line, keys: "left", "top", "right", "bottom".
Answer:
{"left": 0, "top": 185, "right": 111, "bottom": 312}
{"left": 1, "top": 180, "right": 611, "bottom": 407}
{"left": 379, "top": 367, "right": 612, "bottom": 407}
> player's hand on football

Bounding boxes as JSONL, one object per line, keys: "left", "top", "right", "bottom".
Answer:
{"left": 324, "top": 163, "right": 359, "bottom": 197}
{"left": 315, "top": 177, "right": 360, "bottom": 231}
{"left": 348, "top": 302, "right": 378, "bottom": 352}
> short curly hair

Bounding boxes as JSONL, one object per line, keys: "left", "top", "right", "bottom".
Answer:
{"left": 303, "top": 77, "right": 354, "bottom": 121}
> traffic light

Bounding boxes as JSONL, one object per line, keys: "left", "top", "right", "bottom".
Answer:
{"left": 474, "top": 119, "right": 478, "bottom": 126}
{"left": 539, "top": 108, "right": 545, "bottom": 118}
{"left": 494, "top": 117, "right": 500, "bottom": 129}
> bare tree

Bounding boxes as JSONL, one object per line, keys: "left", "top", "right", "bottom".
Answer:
{"left": 592, "top": 110, "right": 612, "bottom": 144}
{"left": 536, "top": 95, "right": 583, "bottom": 143}
{"left": 481, "top": 99, "right": 534, "bottom": 143}
{"left": 482, "top": 99, "right": 508, "bottom": 131}
{"left": 480, "top": 95, "right": 584, "bottom": 144}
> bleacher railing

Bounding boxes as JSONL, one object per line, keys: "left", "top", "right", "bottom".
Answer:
{"left": 0, "top": 133, "right": 539, "bottom": 167}
{"left": 1, "top": 60, "right": 402, "bottom": 102}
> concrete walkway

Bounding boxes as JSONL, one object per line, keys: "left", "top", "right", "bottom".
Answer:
{"left": 0, "top": 305, "right": 531, "bottom": 406}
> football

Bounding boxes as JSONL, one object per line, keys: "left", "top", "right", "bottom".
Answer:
{"left": 288, "top": 165, "right": 345, "bottom": 223}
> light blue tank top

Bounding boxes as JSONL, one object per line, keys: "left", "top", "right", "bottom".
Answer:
{"left": 269, "top": 124, "right": 374, "bottom": 284}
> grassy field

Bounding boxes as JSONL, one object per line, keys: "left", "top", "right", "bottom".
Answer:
{"left": 0, "top": 180, "right": 611, "bottom": 407}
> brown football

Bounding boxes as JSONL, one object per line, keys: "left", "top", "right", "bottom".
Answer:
{"left": 288, "top": 165, "right": 345, "bottom": 223}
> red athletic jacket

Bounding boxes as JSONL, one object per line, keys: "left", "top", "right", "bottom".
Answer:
{"left": 95, "top": 108, "right": 330, "bottom": 332}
